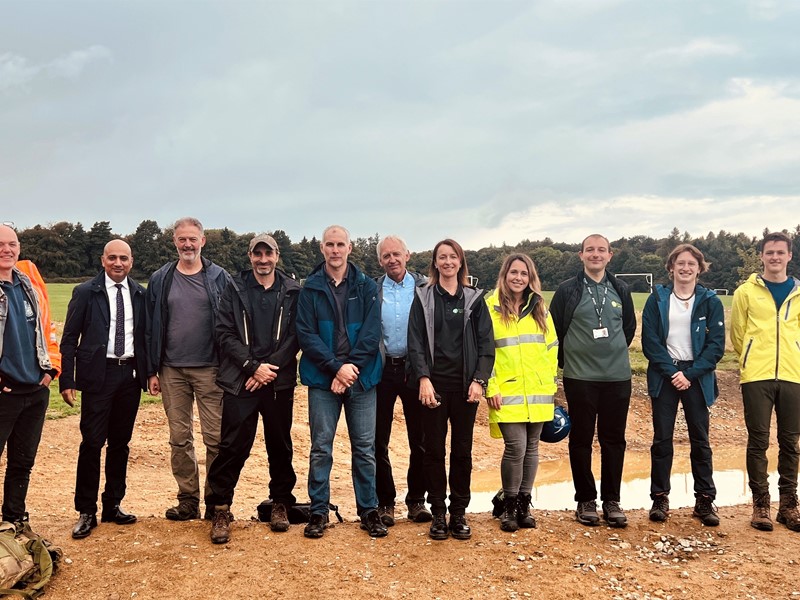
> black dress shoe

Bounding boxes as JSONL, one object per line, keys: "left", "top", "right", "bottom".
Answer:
{"left": 72, "top": 513, "right": 97, "bottom": 539}
{"left": 101, "top": 505, "right": 137, "bottom": 525}
{"left": 429, "top": 513, "right": 449, "bottom": 540}
{"left": 449, "top": 514, "right": 471, "bottom": 540}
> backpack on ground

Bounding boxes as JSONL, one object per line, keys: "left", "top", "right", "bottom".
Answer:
{"left": 0, "top": 521, "right": 62, "bottom": 599}
{"left": 256, "top": 500, "right": 343, "bottom": 524}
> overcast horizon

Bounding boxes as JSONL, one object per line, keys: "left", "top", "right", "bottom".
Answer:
{"left": 3, "top": 1, "right": 799, "bottom": 253}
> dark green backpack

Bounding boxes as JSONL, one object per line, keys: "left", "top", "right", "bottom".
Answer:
{"left": 0, "top": 521, "right": 62, "bottom": 599}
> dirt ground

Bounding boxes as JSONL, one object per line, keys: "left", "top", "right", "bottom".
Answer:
{"left": 5, "top": 371, "right": 800, "bottom": 600}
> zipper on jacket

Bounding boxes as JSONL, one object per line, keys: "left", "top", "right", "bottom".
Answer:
{"left": 742, "top": 338, "right": 753, "bottom": 370}
{"left": 276, "top": 306, "right": 284, "bottom": 343}
{"left": 243, "top": 309, "right": 249, "bottom": 346}
{"left": 775, "top": 310, "right": 780, "bottom": 380}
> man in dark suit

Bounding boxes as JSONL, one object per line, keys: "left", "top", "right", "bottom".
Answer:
{"left": 60, "top": 239, "right": 148, "bottom": 539}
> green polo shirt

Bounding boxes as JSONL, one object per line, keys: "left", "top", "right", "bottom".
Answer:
{"left": 563, "top": 276, "right": 631, "bottom": 382}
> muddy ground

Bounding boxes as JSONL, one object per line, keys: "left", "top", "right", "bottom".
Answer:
{"left": 4, "top": 370, "right": 799, "bottom": 600}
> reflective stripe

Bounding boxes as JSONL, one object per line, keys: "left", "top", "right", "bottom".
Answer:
{"left": 501, "top": 394, "right": 553, "bottom": 406}
{"left": 547, "top": 339, "right": 559, "bottom": 350}
{"left": 519, "top": 334, "right": 545, "bottom": 343}
{"left": 501, "top": 395, "right": 525, "bottom": 405}
{"left": 527, "top": 394, "right": 552, "bottom": 405}
{"left": 495, "top": 334, "right": 546, "bottom": 348}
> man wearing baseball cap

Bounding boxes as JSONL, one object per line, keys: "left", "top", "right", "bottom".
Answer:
{"left": 206, "top": 233, "right": 302, "bottom": 543}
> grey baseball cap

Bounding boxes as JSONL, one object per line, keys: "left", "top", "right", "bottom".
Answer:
{"left": 248, "top": 233, "right": 279, "bottom": 252}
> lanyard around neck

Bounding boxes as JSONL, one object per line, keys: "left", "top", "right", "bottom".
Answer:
{"left": 583, "top": 277, "right": 608, "bottom": 327}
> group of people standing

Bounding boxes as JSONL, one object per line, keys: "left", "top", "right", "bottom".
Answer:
{"left": 0, "top": 221, "right": 798, "bottom": 547}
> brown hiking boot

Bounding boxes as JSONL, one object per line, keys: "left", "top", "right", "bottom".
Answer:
{"left": 270, "top": 502, "right": 290, "bottom": 532}
{"left": 750, "top": 492, "right": 773, "bottom": 531}
{"left": 210, "top": 505, "right": 232, "bottom": 544}
{"left": 776, "top": 493, "right": 800, "bottom": 532}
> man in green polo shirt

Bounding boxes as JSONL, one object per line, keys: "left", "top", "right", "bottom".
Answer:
{"left": 550, "top": 234, "right": 636, "bottom": 528}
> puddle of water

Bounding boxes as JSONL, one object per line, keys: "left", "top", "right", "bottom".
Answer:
{"left": 465, "top": 446, "right": 780, "bottom": 514}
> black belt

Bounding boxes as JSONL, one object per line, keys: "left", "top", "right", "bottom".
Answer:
{"left": 107, "top": 357, "right": 134, "bottom": 366}
{"left": 672, "top": 359, "right": 693, "bottom": 368}
{"left": 386, "top": 356, "right": 406, "bottom": 366}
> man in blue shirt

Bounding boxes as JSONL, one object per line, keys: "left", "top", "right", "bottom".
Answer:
{"left": 374, "top": 235, "right": 430, "bottom": 526}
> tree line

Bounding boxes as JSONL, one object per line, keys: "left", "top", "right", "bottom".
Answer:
{"left": 16, "top": 220, "right": 800, "bottom": 293}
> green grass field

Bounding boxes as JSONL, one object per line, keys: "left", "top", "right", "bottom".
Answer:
{"left": 42, "top": 283, "right": 740, "bottom": 419}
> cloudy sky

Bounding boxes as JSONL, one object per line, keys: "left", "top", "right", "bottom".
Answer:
{"left": 2, "top": 0, "right": 799, "bottom": 252}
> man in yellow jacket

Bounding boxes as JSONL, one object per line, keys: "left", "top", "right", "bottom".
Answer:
{"left": 731, "top": 231, "right": 800, "bottom": 533}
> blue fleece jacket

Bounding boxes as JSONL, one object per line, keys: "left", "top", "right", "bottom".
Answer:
{"left": 296, "top": 261, "right": 382, "bottom": 391}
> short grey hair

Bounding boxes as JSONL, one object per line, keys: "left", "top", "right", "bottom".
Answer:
{"left": 376, "top": 235, "right": 409, "bottom": 260}
{"left": 322, "top": 224, "right": 351, "bottom": 244}
{"left": 173, "top": 217, "right": 204, "bottom": 236}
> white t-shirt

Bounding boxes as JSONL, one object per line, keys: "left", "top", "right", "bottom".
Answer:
{"left": 666, "top": 293, "right": 695, "bottom": 361}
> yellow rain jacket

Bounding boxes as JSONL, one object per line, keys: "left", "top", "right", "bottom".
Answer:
{"left": 730, "top": 273, "right": 800, "bottom": 384}
{"left": 486, "top": 289, "right": 558, "bottom": 438}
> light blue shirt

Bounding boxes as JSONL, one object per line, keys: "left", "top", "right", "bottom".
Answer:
{"left": 381, "top": 271, "right": 415, "bottom": 358}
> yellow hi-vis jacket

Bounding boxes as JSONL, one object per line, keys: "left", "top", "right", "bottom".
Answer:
{"left": 486, "top": 290, "right": 558, "bottom": 438}
{"left": 731, "top": 273, "right": 800, "bottom": 384}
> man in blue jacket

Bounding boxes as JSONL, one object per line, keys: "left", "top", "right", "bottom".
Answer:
{"left": 641, "top": 243, "right": 725, "bottom": 526}
{"left": 296, "top": 225, "right": 387, "bottom": 538}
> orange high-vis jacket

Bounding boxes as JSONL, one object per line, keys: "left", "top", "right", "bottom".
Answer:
{"left": 16, "top": 260, "right": 61, "bottom": 377}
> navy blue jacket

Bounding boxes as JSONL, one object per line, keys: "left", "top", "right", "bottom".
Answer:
{"left": 296, "top": 261, "right": 382, "bottom": 391}
{"left": 641, "top": 283, "right": 725, "bottom": 406}
{"left": 59, "top": 271, "right": 148, "bottom": 393}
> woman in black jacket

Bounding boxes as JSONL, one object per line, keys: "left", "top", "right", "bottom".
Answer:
{"left": 406, "top": 238, "right": 494, "bottom": 541}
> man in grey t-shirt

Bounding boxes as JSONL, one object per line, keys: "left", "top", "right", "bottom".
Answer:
{"left": 145, "top": 217, "right": 232, "bottom": 521}
{"left": 550, "top": 234, "right": 636, "bottom": 528}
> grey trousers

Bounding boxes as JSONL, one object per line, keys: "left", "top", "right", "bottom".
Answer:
{"left": 498, "top": 421, "right": 544, "bottom": 497}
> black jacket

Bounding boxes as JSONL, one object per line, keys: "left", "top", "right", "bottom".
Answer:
{"left": 59, "top": 271, "right": 148, "bottom": 392}
{"left": 549, "top": 269, "right": 636, "bottom": 369}
{"left": 145, "top": 256, "right": 232, "bottom": 376}
{"left": 406, "top": 284, "right": 495, "bottom": 393}
{"left": 215, "top": 268, "right": 301, "bottom": 395}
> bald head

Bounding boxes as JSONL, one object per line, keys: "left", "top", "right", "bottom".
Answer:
{"left": 102, "top": 239, "right": 133, "bottom": 283}
{"left": 0, "top": 224, "right": 20, "bottom": 279}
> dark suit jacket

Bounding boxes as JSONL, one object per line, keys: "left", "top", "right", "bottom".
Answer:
{"left": 59, "top": 271, "right": 148, "bottom": 393}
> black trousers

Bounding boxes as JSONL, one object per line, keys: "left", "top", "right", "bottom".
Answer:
{"left": 563, "top": 377, "right": 631, "bottom": 503}
{"left": 74, "top": 363, "right": 141, "bottom": 514}
{"left": 375, "top": 360, "right": 426, "bottom": 507}
{"left": 650, "top": 379, "right": 715, "bottom": 499}
{"left": 0, "top": 386, "right": 49, "bottom": 521}
{"left": 206, "top": 384, "right": 297, "bottom": 507}
{"left": 422, "top": 390, "right": 478, "bottom": 516}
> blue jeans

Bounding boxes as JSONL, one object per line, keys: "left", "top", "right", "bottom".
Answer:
{"left": 308, "top": 387, "right": 378, "bottom": 515}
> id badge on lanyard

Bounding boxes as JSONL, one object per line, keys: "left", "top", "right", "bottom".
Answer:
{"left": 584, "top": 278, "right": 609, "bottom": 341}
